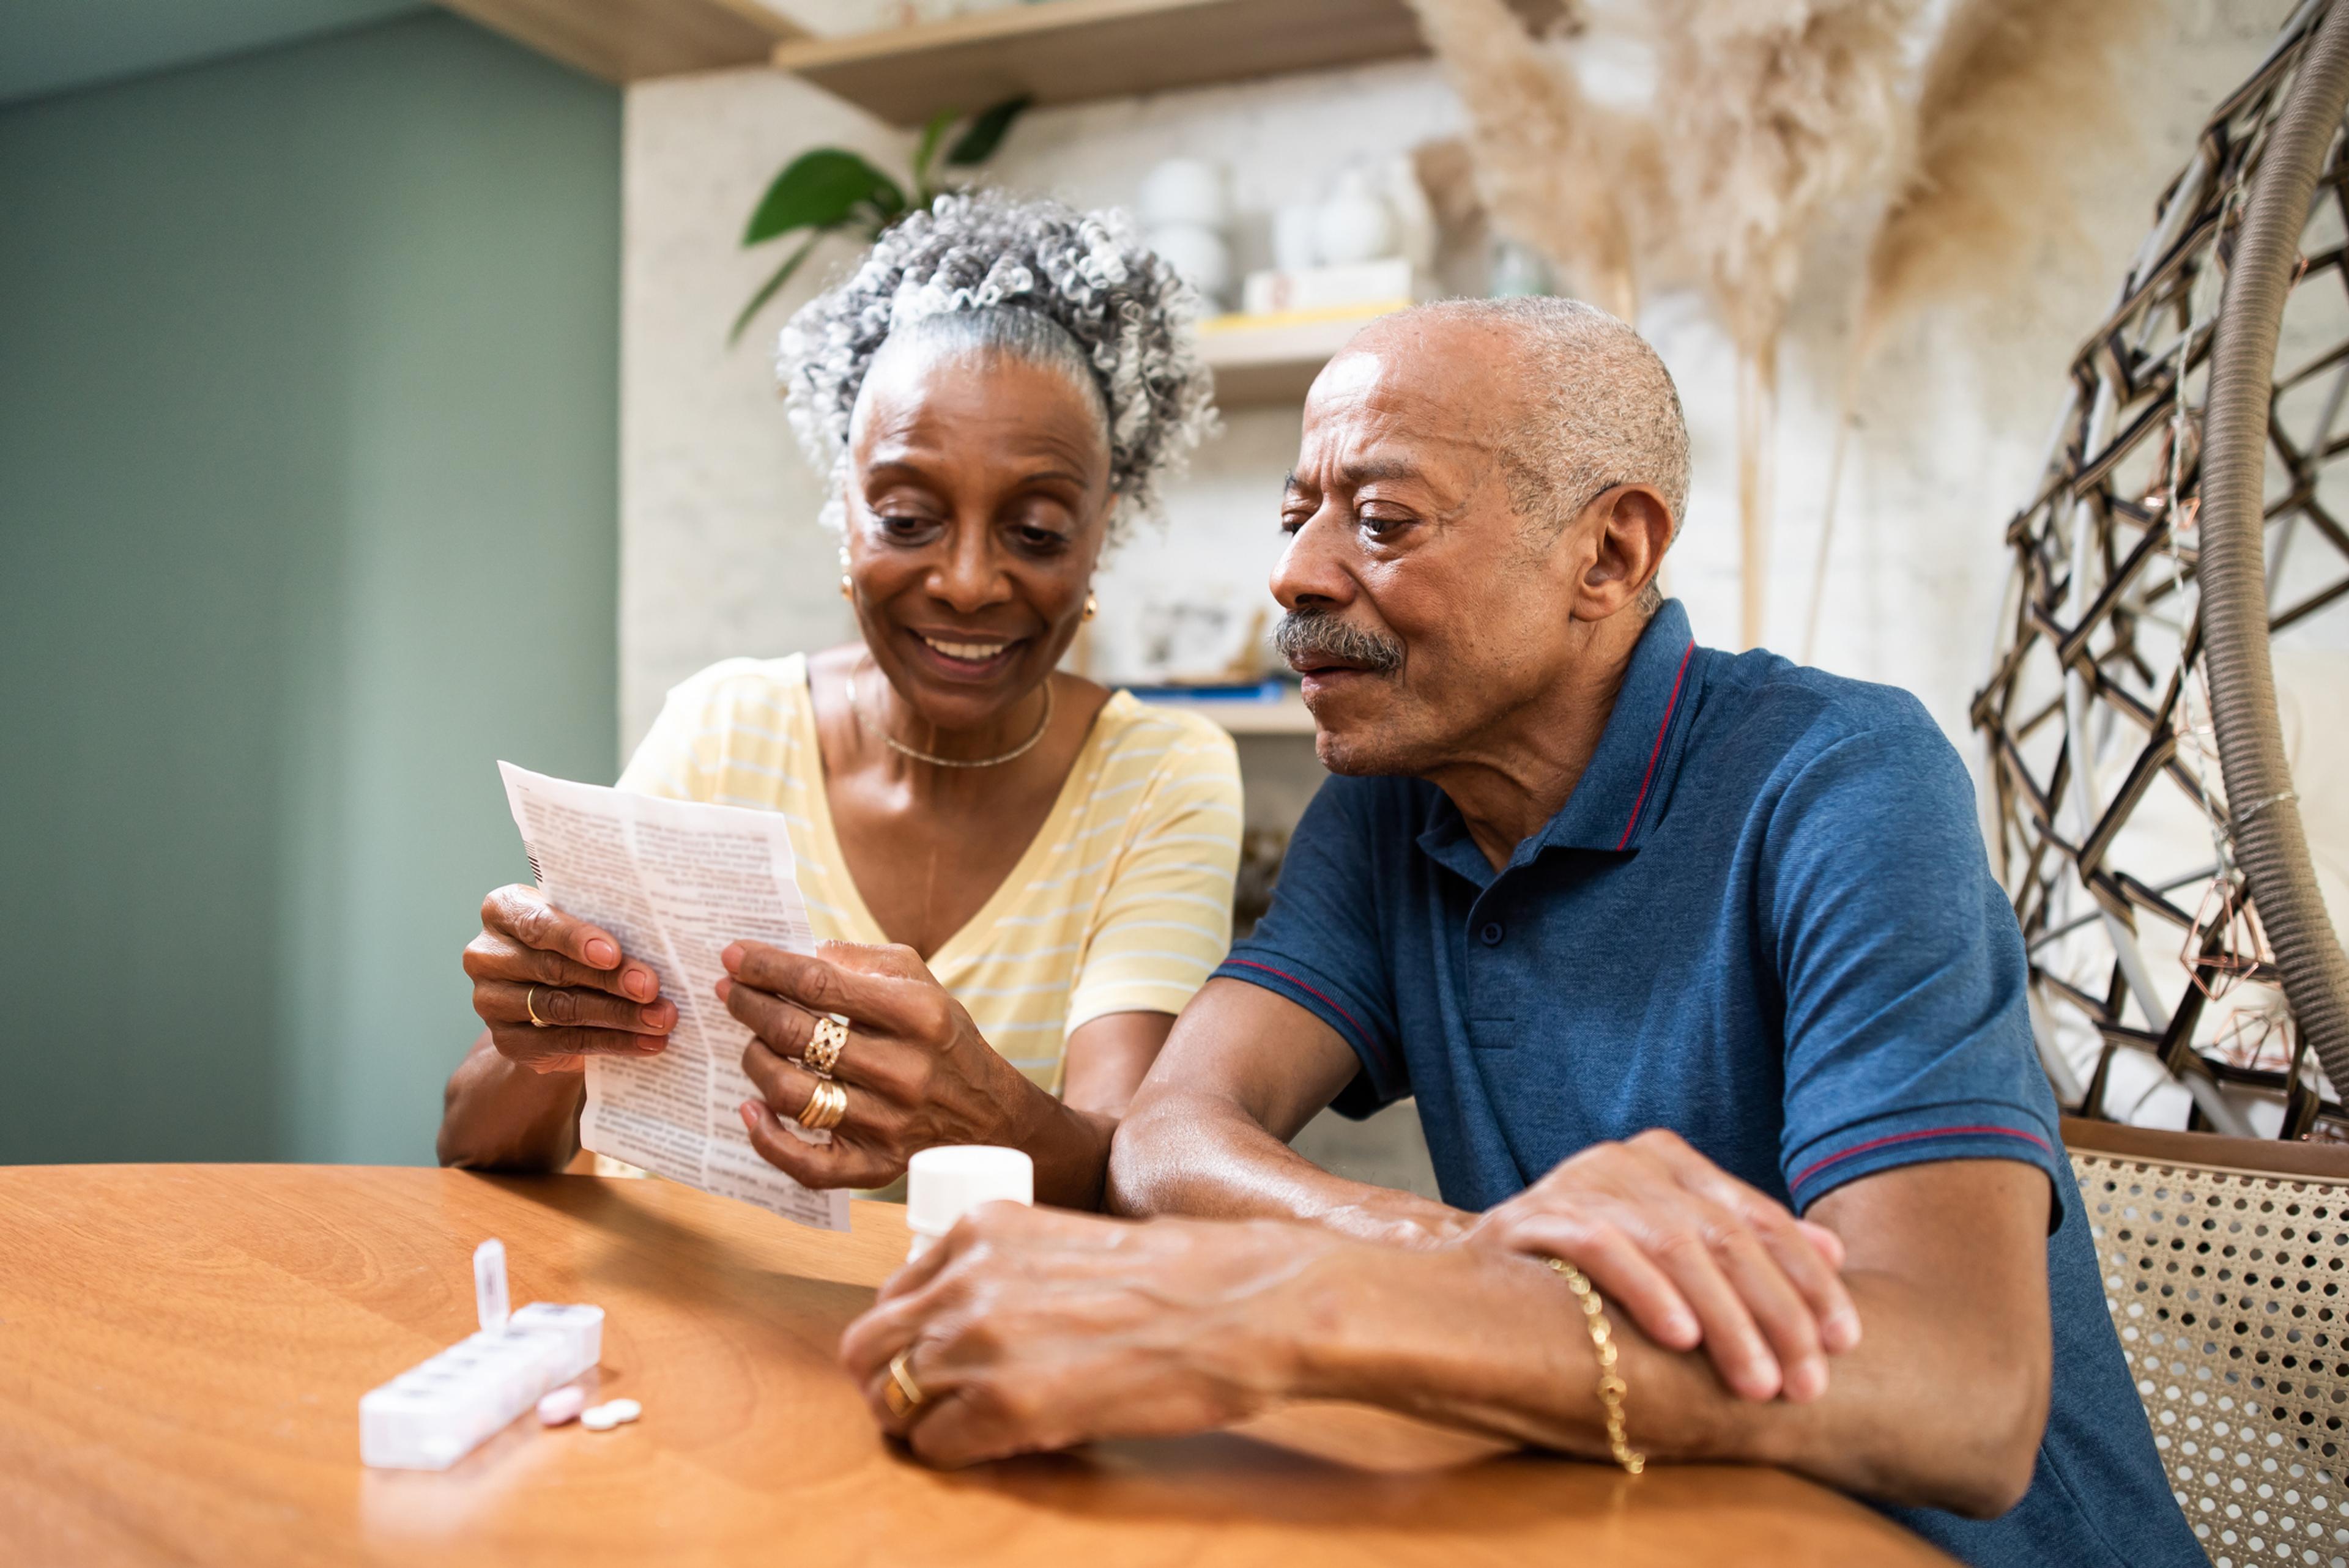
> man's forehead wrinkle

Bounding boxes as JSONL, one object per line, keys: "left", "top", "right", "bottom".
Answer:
{"left": 1329, "top": 347, "right": 1518, "bottom": 456}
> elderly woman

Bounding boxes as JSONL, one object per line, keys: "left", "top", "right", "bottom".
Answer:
{"left": 436, "top": 194, "right": 1237, "bottom": 1208}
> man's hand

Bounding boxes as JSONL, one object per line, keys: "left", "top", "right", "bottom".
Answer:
{"left": 840, "top": 1158, "right": 2047, "bottom": 1517}
{"left": 1465, "top": 1130, "right": 1858, "bottom": 1402}
{"left": 839, "top": 1204, "right": 1316, "bottom": 1467}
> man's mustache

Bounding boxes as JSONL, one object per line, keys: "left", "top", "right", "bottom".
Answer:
{"left": 1273, "top": 610, "right": 1405, "bottom": 675}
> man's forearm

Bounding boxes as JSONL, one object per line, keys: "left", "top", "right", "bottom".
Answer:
{"left": 1108, "top": 1089, "right": 1471, "bottom": 1246}
{"left": 1275, "top": 1240, "right": 2045, "bottom": 1518}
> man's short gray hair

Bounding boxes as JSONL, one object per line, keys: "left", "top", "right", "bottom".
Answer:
{"left": 777, "top": 191, "right": 1218, "bottom": 543}
{"left": 1404, "top": 297, "right": 1689, "bottom": 575}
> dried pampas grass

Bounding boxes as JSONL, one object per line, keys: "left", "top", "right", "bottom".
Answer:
{"left": 1800, "top": 0, "right": 2150, "bottom": 660}
{"left": 1405, "top": 0, "right": 1655, "bottom": 320}
{"left": 1650, "top": 0, "right": 1920, "bottom": 648}
{"left": 1857, "top": 0, "right": 2147, "bottom": 361}
{"left": 1651, "top": 0, "right": 1919, "bottom": 368}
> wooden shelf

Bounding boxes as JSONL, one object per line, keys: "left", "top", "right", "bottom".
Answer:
{"left": 442, "top": 0, "right": 804, "bottom": 83}
{"left": 1149, "top": 693, "right": 1318, "bottom": 736}
{"left": 770, "top": 0, "right": 1562, "bottom": 127}
{"left": 1197, "top": 305, "right": 1404, "bottom": 406}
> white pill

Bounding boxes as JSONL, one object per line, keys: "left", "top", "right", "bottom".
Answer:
{"left": 536, "top": 1385, "right": 588, "bottom": 1426}
{"left": 580, "top": 1398, "right": 640, "bottom": 1432}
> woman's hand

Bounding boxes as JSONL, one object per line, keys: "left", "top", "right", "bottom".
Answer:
{"left": 463, "top": 885, "right": 675, "bottom": 1074}
{"left": 1462, "top": 1128, "right": 1858, "bottom": 1403}
{"left": 721, "top": 939, "right": 1074, "bottom": 1195}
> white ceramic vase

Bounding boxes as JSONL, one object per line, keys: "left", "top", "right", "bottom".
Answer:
{"left": 1313, "top": 169, "right": 1396, "bottom": 267}
{"left": 1138, "top": 158, "right": 1230, "bottom": 231}
{"left": 1271, "top": 205, "right": 1321, "bottom": 273}
{"left": 1147, "top": 223, "right": 1233, "bottom": 307}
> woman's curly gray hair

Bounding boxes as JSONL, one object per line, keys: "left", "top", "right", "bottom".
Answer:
{"left": 777, "top": 191, "right": 1218, "bottom": 544}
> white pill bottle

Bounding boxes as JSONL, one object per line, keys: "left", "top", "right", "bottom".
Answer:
{"left": 904, "top": 1145, "right": 1034, "bottom": 1263}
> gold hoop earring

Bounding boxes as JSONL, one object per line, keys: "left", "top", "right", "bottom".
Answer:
{"left": 841, "top": 574, "right": 853, "bottom": 602}
{"left": 1082, "top": 591, "right": 1098, "bottom": 622}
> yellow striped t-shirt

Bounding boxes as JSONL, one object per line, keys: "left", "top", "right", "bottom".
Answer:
{"left": 614, "top": 654, "right": 1242, "bottom": 1095}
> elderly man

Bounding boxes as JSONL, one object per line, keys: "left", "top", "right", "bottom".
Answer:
{"left": 837, "top": 300, "right": 2198, "bottom": 1568}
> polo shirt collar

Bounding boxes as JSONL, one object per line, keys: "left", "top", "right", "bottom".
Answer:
{"left": 1416, "top": 599, "right": 1701, "bottom": 882}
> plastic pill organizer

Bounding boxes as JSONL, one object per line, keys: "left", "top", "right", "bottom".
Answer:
{"left": 359, "top": 1238, "right": 606, "bottom": 1470}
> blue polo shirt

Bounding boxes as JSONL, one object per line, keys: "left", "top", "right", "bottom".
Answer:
{"left": 1217, "top": 600, "right": 2198, "bottom": 1568}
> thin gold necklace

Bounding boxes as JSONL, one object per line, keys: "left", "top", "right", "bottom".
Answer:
{"left": 848, "top": 663, "right": 1053, "bottom": 769}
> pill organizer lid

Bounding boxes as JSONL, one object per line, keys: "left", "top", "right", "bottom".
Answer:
{"left": 473, "top": 1239, "right": 509, "bottom": 1334}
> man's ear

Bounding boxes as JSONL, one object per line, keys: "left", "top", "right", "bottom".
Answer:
{"left": 1573, "top": 484, "right": 1673, "bottom": 619}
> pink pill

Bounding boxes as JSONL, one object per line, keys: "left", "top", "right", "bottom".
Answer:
{"left": 537, "top": 1385, "right": 588, "bottom": 1426}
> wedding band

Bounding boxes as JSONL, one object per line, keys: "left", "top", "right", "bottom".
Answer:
{"left": 884, "top": 1348, "right": 926, "bottom": 1418}
{"left": 525, "top": 985, "right": 549, "bottom": 1028}
{"left": 803, "top": 1015, "right": 850, "bottom": 1077}
{"left": 797, "top": 1078, "right": 848, "bottom": 1133}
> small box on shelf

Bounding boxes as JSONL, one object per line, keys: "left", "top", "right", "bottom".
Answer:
{"left": 1125, "top": 680, "right": 1318, "bottom": 737}
{"left": 1238, "top": 257, "right": 1423, "bottom": 319}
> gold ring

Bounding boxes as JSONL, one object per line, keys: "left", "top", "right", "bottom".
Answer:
{"left": 525, "top": 985, "right": 549, "bottom": 1028}
{"left": 884, "top": 1348, "right": 926, "bottom": 1418}
{"left": 803, "top": 1015, "right": 850, "bottom": 1077}
{"left": 797, "top": 1078, "right": 848, "bottom": 1133}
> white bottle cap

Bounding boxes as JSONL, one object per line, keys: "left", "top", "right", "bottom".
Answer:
{"left": 473, "top": 1238, "right": 509, "bottom": 1335}
{"left": 905, "top": 1146, "right": 1033, "bottom": 1262}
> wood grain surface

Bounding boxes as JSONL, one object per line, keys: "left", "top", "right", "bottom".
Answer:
{"left": 0, "top": 1165, "right": 1953, "bottom": 1566}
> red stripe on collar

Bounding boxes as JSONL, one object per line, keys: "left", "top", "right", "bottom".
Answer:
{"left": 1615, "top": 639, "right": 1695, "bottom": 851}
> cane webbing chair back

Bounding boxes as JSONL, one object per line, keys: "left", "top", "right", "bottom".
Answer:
{"left": 2069, "top": 1117, "right": 2349, "bottom": 1566}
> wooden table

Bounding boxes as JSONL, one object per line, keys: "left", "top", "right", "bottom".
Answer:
{"left": 0, "top": 1166, "right": 1953, "bottom": 1566}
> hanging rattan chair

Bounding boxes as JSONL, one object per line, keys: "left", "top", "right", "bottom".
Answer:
{"left": 1980, "top": 6, "right": 2349, "bottom": 1560}
{"left": 1976, "top": 0, "right": 2349, "bottom": 1142}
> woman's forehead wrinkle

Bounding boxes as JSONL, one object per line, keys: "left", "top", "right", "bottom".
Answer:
{"left": 855, "top": 368, "right": 1109, "bottom": 490}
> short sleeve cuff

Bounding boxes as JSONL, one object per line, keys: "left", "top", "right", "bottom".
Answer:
{"left": 1783, "top": 1101, "right": 2066, "bottom": 1226}
{"left": 1065, "top": 978, "right": 1204, "bottom": 1031}
{"left": 1212, "top": 950, "right": 1406, "bottom": 1111}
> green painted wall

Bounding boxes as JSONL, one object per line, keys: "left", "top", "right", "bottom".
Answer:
{"left": 0, "top": 13, "right": 620, "bottom": 1166}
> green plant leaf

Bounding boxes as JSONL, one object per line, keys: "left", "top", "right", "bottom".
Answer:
{"left": 943, "top": 95, "right": 1031, "bottom": 167}
{"left": 743, "top": 150, "right": 905, "bottom": 245}
{"left": 911, "top": 107, "right": 957, "bottom": 198}
{"left": 729, "top": 232, "right": 822, "bottom": 345}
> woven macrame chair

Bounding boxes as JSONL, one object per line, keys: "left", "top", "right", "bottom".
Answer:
{"left": 2069, "top": 1116, "right": 2349, "bottom": 1566}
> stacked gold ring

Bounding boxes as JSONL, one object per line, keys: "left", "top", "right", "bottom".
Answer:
{"left": 797, "top": 1079, "right": 848, "bottom": 1133}
{"left": 882, "top": 1348, "right": 926, "bottom": 1419}
{"left": 803, "top": 1015, "right": 850, "bottom": 1077}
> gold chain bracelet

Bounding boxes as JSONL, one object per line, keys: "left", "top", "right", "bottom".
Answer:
{"left": 1546, "top": 1257, "right": 1646, "bottom": 1475}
